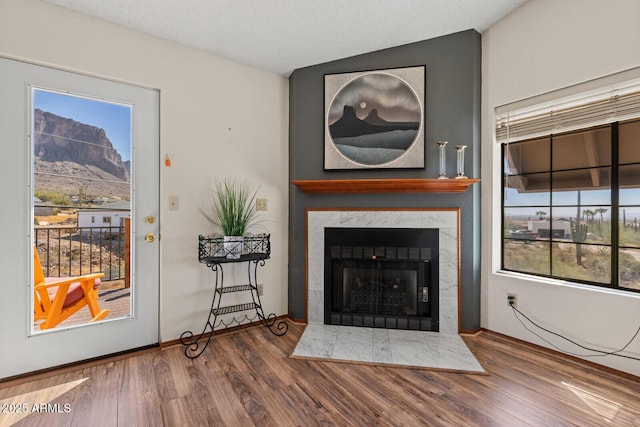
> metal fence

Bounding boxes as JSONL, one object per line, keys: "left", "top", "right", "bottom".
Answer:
{"left": 34, "top": 225, "right": 127, "bottom": 281}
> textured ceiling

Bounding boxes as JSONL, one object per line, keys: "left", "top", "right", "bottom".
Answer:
{"left": 42, "top": 0, "right": 527, "bottom": 76}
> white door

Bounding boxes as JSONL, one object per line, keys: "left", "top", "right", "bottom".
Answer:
{"left": 0, "top": 57, "right": 160, "bottom": 379}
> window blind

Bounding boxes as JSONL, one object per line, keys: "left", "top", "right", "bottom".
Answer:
{"left": 496, "top": 82, "right": 640, "bottom": 144}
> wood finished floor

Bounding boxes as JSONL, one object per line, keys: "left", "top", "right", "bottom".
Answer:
{"left": 1, "top": 322, "right": 639, "bottom": 426}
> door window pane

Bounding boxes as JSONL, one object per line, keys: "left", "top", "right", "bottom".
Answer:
{"left": 32, "top": 88, "right": 132, "bottom": 332}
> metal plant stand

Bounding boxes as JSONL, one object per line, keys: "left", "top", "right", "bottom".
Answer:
{"left": 180, "top": 234, "right": 288, "bottom": 359}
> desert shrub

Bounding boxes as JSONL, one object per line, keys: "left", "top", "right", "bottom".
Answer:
{"left": 35, "top": 190, "right": 70, "bottom": 206}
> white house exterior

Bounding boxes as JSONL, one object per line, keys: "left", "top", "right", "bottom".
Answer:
{"left": 528, "top": 219, "right": 572, "bottom": 239}
{"left": 77, "top": 200, "right": 131, "bottom": 236}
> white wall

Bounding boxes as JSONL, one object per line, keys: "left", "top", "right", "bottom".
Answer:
{"left": 0, "top": 0, "right": 289, "bottom": 342}
{"left": 482, "top": 0, "right": 640, "bottom": 376}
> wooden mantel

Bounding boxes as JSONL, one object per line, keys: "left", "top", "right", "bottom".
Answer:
{"left": 291, "top": 178, "right": 480, "bottom": 194}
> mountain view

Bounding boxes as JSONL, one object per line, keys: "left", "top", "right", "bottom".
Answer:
{"left": 33, "top": 109, "right": 130, "bottom": 201}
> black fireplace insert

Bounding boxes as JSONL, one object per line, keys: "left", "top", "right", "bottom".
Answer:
{"left": 324, "top": 228, "right": 439, "bottom": 331}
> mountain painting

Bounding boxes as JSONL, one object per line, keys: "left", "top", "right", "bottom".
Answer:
{"left": 324, "top": 66, "right": 425, "bottom": 169}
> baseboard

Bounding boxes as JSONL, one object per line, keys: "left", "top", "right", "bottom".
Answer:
{"left": 481, "top": 328, "right": 639, "bottom": 381}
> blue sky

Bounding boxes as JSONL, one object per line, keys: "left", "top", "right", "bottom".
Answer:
{"left": 33, "top": 89, "right": 132, "bottom": 161}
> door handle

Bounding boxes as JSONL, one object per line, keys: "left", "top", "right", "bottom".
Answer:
{"left": 144, "top": 233, "right": 156, "bottom": 243}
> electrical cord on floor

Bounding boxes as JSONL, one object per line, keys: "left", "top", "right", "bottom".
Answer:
{"left": 510, "top": 304, "right": 640, "bottom": 362}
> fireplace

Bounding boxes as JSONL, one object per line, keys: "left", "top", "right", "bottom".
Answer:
{"left": 306, "top": 209, "right": 459, "bottom": 333}
{"left": 324, "top": 228, "right": 439, "bottom": 331}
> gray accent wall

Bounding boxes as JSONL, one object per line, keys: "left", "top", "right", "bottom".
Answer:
{"left": 288, "top": 30, "right": 482, "bottom": 332}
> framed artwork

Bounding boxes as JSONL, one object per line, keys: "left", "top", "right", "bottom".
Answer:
{"left": 324, "top": 65, "right": 425, "bottom": 170}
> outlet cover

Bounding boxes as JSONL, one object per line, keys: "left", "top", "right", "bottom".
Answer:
{"left": 256, "top": 198, "right": 268, "bottom": 211}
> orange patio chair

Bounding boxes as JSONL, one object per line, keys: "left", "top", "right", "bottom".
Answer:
{"left": 33, "top": 247, "right": 110, "bottom": 330}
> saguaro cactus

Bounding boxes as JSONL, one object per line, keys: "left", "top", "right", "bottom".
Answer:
{"left": 571, "top": 191, "right": 588, "bottom": 266}
{"left": 571, "top": 220, "right": 588, "bottom": 242}
{"left": 570, "top": 219, "right": 588, "bottom": 266}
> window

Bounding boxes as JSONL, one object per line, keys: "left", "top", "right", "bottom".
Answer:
{"left": 498, "top": 74, "right": 640, "bottom": 292}
{"left": 102, "top": 216, "right": 112, "bottom": 224}
{"left": 502, "top": 119, "right": 640, "bottom": 292}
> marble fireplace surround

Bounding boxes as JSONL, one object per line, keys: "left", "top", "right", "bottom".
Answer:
{"left": 305, "top": 208, "right": 460, "bottom": 333}
{"left": 293, "top": 208, "right": 483, "bottom": 372}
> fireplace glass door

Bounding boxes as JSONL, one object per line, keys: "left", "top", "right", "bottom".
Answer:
{"left": 324, "top": 227, "right": 439, "bottom": 331}
{"left": 332, "top": 259, "right": 430, "bottom": 317}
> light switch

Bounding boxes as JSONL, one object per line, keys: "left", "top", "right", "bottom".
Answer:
{"left": 169, "top": 195, "right": 179, "bottom": 211}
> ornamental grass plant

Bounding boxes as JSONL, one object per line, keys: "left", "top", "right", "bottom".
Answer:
{"left": 211, "top": 178, "right": 259, "bottom": 236}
